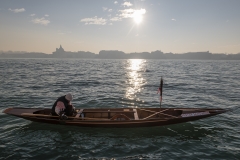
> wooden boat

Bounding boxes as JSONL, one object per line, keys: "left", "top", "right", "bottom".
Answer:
{"left": 3, "top": 107, "right": 227, "bottom": 128}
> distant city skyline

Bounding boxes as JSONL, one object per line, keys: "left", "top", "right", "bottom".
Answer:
{"left": 0, "top": 0, "right": 240, "bottom": 54}
{"left": 0, "top": 44, "right": 234, "bottom": 55}
{"left": 1, "top": 45, "right": 240, "bottom": 60}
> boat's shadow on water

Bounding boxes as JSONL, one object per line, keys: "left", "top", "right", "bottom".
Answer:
{"left": 19, "top": 121, "right": 223, "bottom": 141}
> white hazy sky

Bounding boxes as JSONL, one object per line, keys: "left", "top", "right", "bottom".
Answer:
{"left": 0, "top": 0, "right": 240, "bottom": 54}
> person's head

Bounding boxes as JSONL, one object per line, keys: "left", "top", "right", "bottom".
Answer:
{"left": 65, "top": 93, "right": 73, "bottom": 102}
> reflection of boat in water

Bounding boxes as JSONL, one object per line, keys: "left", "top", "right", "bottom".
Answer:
{"left": 3, "top": 107, "right": 227, "bottom": 128}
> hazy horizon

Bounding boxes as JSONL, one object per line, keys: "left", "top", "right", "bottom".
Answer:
{"left": 1, "top": 0, "right": 240, "bottom": 54}
{"left": 0, "top": 45, "right": 239, "bottom": 55}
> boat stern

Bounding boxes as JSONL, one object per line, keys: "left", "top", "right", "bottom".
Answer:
{"left": 2, "top": 107, "right": 44, "bottom": 116}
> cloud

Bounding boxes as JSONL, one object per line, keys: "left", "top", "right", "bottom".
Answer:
{"left": 119, "top": 8, "right": 134, "bottom": 18}
{"left": 122, "top": 2, "right": 133, "bottom": 7}
{"left": 119, "top": 8, "right": 146, "bottom": 18}
{"left": 80, "top": 16, "right": 107, "bottom": 25}
{"left": 103, "top": 7, "right": 112, "bottom": 12}
{"left": 103, "top": 7, "right": 108, "bottom": 11}
{"left": 110, "top": 17, "right": 122, "bottom": 21}
{"left": 109, "top": 8, "right": 146, "bottom": 23}
{"left": 171, "top": 18, "right": 176, "bottom": 21}
{"left": 45, "top": 14, "right": 49, "bottom": 17}
{"left": 32, "top": 17, "right": 50, "bottom": 26}
{"left": 114, "top": 1, "right": 118, "bottom": 4}
{"left": 30, "top": 14, "right": 35, "bottom": 16}
{"left": 8, "top": 8, "right": 25, "bottom": 13}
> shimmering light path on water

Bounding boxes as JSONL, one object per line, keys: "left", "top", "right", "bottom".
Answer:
{"left": 0, "top": 59, "right": 239, "bottom": 159}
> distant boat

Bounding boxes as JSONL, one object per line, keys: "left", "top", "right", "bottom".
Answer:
{"left": 3, "top": 107, "right": 227, "bottom": 128}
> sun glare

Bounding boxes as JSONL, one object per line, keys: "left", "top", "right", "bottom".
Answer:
{"left": 132, "top": 9, "right": 146, "bottom": 25}
{"left": 133, "top": 14, "right": 143, "bottom": 24}
{"left": 125, "top": 59, "right": 145, "bottom": 100}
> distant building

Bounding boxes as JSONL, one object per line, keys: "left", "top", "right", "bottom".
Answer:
{"left": 52, "top": 45, "right": 95, "bottom": 58}
{"left": 52, "top": 45, "right": 65, "bottom": 56}
{"left": 182, "top": 51, "right": 212, "bottom": 59}
{"left": 98, "top": 50, "right": 125, "bottom": 59}
{"left": 150, "top": 50, "right": 164, "bottom": 59}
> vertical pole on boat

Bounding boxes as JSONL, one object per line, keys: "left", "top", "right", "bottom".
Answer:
{"left": 158, "top": 77, "right": 163, "bottom": 109}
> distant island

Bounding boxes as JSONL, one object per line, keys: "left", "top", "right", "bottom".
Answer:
{"left": 1, "top": 45, "right": 240, "bottom": 60}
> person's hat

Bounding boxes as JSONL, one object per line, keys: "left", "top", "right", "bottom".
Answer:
{"left": 65, "top": 93, "right": 73, "bottom": 101}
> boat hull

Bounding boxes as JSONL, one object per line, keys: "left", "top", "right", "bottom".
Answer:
{"left": 3, "top": 107, "right": 227, "bottom": 128}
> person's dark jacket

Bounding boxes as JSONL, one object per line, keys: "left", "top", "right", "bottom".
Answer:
{"left": 51, "top": 95, "right": 73, "bottom": 116}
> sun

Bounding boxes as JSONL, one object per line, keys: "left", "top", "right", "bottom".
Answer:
{"left": 132, "top": 9, "right": 145, "bottom": 24}
{"left": 133, "top": 14, "right": 143, "bottom": 24}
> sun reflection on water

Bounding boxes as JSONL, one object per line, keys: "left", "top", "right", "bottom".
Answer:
{"left": 125, "top": 59, "right": 146, "bottom": 102}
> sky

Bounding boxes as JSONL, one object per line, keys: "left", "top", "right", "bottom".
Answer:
{"left": 0, "top": 0, "right": 240, "bottom": 54}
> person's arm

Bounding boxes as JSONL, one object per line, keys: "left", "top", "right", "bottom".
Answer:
{"left": 68, "top": 101, "right": 75, "bottom": 110}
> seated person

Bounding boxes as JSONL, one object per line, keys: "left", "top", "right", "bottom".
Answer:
{"left": 51, "top": 93, "right": 75, "bottom": 117}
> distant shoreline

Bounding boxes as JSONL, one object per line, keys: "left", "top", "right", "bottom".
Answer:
{"left": 1, "top": 58, "right": 240, "bottom": 61}
{"left": 1, "top": 52, "right": 240, "bottom": 60}
{"left": 1, "top": 45, "right": 240, "bottom": 60}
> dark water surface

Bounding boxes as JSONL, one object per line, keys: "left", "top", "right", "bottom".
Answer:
{"left": 0, "top": 59, "right": 239, "bottom": 159}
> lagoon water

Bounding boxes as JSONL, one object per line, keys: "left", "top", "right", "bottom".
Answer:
{"left": 0, "top": 59, "right": 239, "bottom": 159}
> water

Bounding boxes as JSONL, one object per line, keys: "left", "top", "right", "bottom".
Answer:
{"left": 0, "top": 59, "right": 239, "bottom": 160}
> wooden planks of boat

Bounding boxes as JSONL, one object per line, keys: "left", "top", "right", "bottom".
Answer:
{"left": 2, "top": 107, "right": 227, "bottom": 128}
